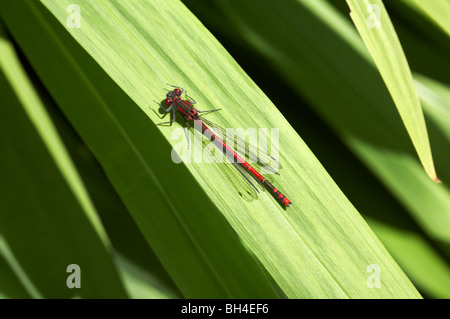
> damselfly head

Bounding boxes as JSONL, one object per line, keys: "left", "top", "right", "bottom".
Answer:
{"left": 165, "top": 90, "right": 175, "bottom": 105}
{"left": 165, "top": 88, "right": 182, "bottom": 105}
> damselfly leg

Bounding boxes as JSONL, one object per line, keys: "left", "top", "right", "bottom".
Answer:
{"left": 154, "top": 100, "right": 177, "bottom": 126}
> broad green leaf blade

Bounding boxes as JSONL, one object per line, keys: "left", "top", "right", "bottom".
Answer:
{"left": 2, "top": 0, "right": 421, "bottom": 298}
{"left": 202, "top": 0, "right": 450, "bottom": 254}
{"left": 37, "top": 72, "right": 183, "bottom": 298}
{"left": 347, "top": 0, "right": 438, "bottom": 182}
{"left": 0, "top": 26, "right": 127, "bottom": 298}
{"left": 184, "top": 0, "right": 450, "bottom": 298}
{"left": 40, "top": 69, "right": 182, "bottom": 297}
{"left": 1, "top": 0, "right": 279, "bottom": 298}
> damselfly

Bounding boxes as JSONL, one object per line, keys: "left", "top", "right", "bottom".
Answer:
{"left": 155, "top": 85, "right": 292, "bottom": 208}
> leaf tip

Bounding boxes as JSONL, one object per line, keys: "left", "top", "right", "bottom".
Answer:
{"left": 432, "top": 176, "right": 442, "bottom": 184}
{"left": 426, "top": 170, "right": 441, "bottom": 183}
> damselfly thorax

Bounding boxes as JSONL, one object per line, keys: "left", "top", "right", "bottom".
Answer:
{"left": 165, "top": 88, "right": 199, "bottom": 121}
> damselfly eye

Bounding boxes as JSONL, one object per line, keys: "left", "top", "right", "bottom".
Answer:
{"left": 165, "top": 98, "right": 172, "bottom": 105}
{"left": 174, "top": 88, "right": 182, "bottom": 95}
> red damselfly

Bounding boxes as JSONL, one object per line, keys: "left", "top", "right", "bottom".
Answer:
{"left": 155, "top": 84, "right": 292, "bottom": 208}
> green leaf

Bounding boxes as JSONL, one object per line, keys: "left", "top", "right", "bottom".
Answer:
{"left": 1, "top": 0, "right": 279, "bottom": 298}
{"left": 400, "top": 0, "right": 450, "bottom": 37}
{"left": 0, "top": 24, "right": 127, "bottom": 298}
{"left": 1, "top": 0, "right": 421, "bottom": 298}
{"left": 347, "top": 0, "right": 438, "bottom": 182}
{"left": 38, "top": 64, "right": 182, "bottom": 298}
{"left": 196, "top": 0, "right": 450, "bottom": 255}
